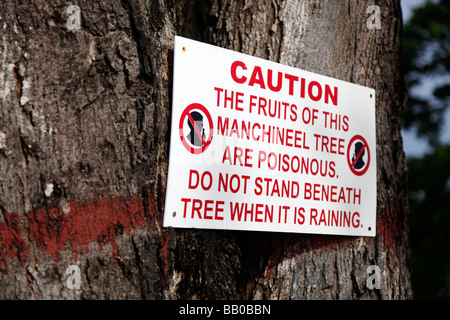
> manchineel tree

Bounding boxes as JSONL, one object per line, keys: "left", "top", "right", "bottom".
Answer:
{"left": 402, "top": 0, "right": 450, "bottom": 299}
{"left": 0, "top": 0, "right": 412, "bottom": 299}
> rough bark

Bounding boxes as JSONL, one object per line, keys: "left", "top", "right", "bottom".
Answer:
{"left": 0, "top": 0, "right": 412, "bottom": 299}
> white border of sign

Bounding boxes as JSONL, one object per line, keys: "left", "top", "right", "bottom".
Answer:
{"left": 164, "top": 36, "right": 376, "bottom": 237}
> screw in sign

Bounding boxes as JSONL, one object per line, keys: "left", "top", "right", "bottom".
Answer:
{"left": 347, "top": 135, "right": 371, "bottom": 176}
{"left": 179, "top": 103, "right": 214, "bottom": 154}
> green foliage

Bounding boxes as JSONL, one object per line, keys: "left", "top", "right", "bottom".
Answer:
{"left": 402, "top": 0, "right": 450, "bottom": 299}
{"left": 407, "top": 146, "right": 450, "bottom": 299}
{"left": 402, "top": 0, "right": 450, "bottom": 144}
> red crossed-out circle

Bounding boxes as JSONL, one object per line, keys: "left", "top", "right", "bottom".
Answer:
{"left": 347, "top": 135, "right": 370, "bottom": 176}
{"left": 179, "top": 103, "right": 214, "bottom": 154}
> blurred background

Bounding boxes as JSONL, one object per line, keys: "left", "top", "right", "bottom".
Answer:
{"left": 401, "top": 0, "right": 450, "bottom": 299}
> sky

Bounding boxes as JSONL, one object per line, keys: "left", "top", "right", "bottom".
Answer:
{"left": 401, "top": 0, "right": 427, "bottom": 21}
{"left": 400, "top": 0, "right": 450, "bottom": 158}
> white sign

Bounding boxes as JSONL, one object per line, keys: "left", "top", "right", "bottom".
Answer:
{"left": 163, "top": 36, "right": 376, "bottom": 237}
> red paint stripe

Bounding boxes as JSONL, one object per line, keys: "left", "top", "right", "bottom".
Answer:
{"left": 0, "top": 213, "right": 29, "bottom": 274}
{"left": 0, "top": 190, "right": 162, "bottom": 275}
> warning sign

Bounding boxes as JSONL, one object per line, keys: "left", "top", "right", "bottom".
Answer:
{"left": 164, "top": 36, "right": 377, "bottom": 237}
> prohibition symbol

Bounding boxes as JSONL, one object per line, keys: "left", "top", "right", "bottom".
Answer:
{"left": 347, "top": 135, "right": 370, "bottom": 176}
{"left": 179, "top": 103, "right": 214, "bottom": 154}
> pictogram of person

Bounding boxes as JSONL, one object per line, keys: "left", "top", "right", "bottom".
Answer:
{"left": 186, "top": 111, "right": 205, "bottom": 147}
{"left": 352, "top": 141, "right": 366, "bottom": 169}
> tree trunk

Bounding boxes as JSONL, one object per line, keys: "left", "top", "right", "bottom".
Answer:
{"left": 0, "top": 0, "right": 412, "bottom": 299}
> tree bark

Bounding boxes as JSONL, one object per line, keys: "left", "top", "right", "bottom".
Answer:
{"left": 0, "top": 0, "right": 412, "bottom": 299}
